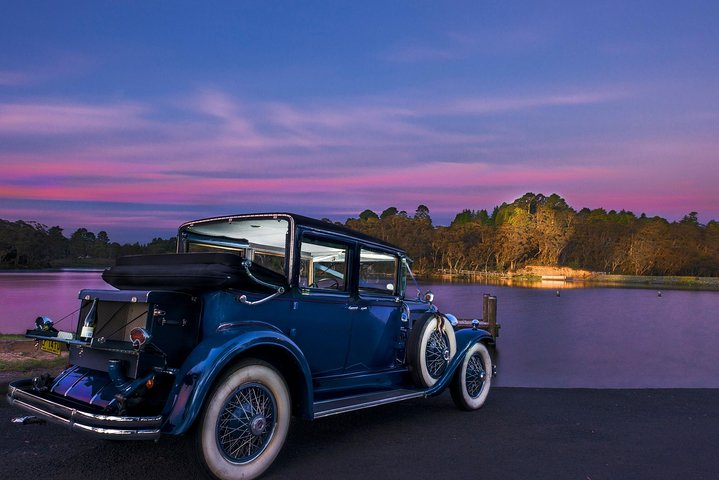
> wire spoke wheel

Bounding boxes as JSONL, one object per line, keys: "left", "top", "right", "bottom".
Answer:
{"left": 451, "top": 342, "right": 492, "bottom": 410}
{"left": 465, "top": 353, "right": 486, "bottom": 398}
{"left": 197, "top": 361, "right": 290, "bottom": 480}
{"left": 408, "top": 315, "right": 457, "bottom": 387}
{"left": 217, "top": 383, "right": 276, "bottom": 463}
{"left": 425, "top": 329, "right": 450, "bottom": 379}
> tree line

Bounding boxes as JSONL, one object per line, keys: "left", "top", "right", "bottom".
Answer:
{"left": 0, "top": 220, "right": 176, "bottom": 269}
{"left": 344, "top": 193, "right": 719, "bottom": 277}
{"left": 2, "top": 192, "right": 718, "bottom": 276}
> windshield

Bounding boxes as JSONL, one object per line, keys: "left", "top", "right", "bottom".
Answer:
{"left": 402, "top": 257, "right": 418, "bottom": 300}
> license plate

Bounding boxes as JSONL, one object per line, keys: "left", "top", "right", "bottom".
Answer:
{"left": 40, "top": 339, "right": 62, "bottom": 356}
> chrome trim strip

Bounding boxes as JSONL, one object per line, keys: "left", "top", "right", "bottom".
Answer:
{"left": 89, "top": 381, "right": 114, "bottom": 406}
{"left": 313, "top": 391, "right": 425, "bottom": 419}
{"left": 7, "top": 380, "right": 162, "bottom": 440}
{"left": 50, "top": 365, "right": 78, "bottom": 391}
{"left": 63, "top": 371, "right": 87, "bottom": 398}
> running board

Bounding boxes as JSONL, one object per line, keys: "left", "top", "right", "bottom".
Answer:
{"left": 313, "top": 389, "right": 425, "bottom": 418}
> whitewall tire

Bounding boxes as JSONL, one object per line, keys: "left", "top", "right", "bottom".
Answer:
{"left": 195, "top": 360, "right": 291, "bottom": 480}
{"left": 450, "top": 342, "right": 492, "bottom": 410}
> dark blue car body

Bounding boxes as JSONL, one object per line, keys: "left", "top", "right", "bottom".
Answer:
{"left": 8, "top": 213, "right": 495, "bottom": 480}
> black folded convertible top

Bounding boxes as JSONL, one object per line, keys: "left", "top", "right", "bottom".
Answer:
{"left": 102, "top": 253, "right": 287, "bottom": 291}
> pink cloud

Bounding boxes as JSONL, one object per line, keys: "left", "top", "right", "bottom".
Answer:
{"left": 0, "top": 206, "right": 183, "bottom": 231}
{"left": 0, "top": 101, "right": 150, "bottom": 135}
{"left": 1, "top": 88, "right": 718, "bottom": 232}
{"left": 0, "top": 153, "right": 613, "bottom": 211}
{"left": 439, "top": 90, "right": 630, "bottom": 116}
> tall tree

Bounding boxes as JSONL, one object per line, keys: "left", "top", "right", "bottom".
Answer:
{"left": 380, "top": 207, "right": 398, "bottom": 219}
{"left": 70, "top": 228, "right": 96, "bottom": 258}
{"left": 414, "top": 205, "right": 431, "bottom": 224}
{"left": 358, "top": 209, "right": 379, "bottom": 221}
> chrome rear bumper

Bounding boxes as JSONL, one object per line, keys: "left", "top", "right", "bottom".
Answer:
{"left": 7, "top": 379, "right": 162, "bottom": 440}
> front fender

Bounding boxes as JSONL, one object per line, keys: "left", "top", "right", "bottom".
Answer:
{"left": 426, "top": 328, "right": 494, "bottom": 397}
{"left": 161, "top": 324, "right": 313, "bottom": 434}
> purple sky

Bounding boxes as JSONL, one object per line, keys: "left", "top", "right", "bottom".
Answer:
{"left": 1, "top": 1, "right": 718, "bottom": 242}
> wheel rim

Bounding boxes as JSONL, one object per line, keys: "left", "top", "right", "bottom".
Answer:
{"left": 465, "top": 352, "right": 487, "bottom": 398}
{"left": 425, "top": 328, "right": 450, "bottom": 379}
{"left": 216, "top": 383, "right": 276, "bottom": 464}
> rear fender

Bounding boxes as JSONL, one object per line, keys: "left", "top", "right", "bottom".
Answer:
{"left": 162, "top": 324, "right": 313, "bottom": 434}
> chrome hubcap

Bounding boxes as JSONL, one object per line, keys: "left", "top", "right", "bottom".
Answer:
{"left": 250, "top": 414, "right": 267, "bottom": 436}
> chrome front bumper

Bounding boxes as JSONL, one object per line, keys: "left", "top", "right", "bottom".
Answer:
{"left": 7, "top": 379, "right": 163, "bottom": 440}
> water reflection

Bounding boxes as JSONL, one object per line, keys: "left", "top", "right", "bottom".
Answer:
{"left": 428, "top": 274, "right": 719, "bottom": 291}
{"left": 427, "top": 276, "right": 590, "bottom": 290}
{"left": 0, "top": 271, "right": 108, "bottom": 334}
{"left": 1, "top": 272, "right": 718, "bottom": 388}
{"left": 423, "top": 281, "right": 719, "bottom": 388}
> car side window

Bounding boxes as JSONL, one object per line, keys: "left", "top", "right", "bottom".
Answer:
{"left": 359, "top": 248, "right": 398, "bottom": 296}
{"left": 299, "top": 237, "right": 349, "bottom": 292}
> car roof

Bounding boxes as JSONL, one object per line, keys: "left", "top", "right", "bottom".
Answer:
{"left": 179, "top": 212, "right": 407, "bottom": 256}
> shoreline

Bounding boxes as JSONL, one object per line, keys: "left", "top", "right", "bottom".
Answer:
{"left": 423, "top": 271, "right": 719, "bottom": 290}
{"left": 3, "top": 267, "right": 718, "bottom": 290}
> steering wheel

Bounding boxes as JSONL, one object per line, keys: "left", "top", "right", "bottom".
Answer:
{"left": 315, "top": 277, "right": 340, "bottom": 290}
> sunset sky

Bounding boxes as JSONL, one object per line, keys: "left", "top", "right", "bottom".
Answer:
{"left": 1, "top": 1, "right": 718, "bottom": 242}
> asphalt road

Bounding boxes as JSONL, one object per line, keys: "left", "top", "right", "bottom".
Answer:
{"left": 3, "top": 388, "right": 719, "bottom": 480}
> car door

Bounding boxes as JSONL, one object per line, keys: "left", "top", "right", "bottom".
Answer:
{"left": 344, "top": 247, "right": 404, "bottom": 373}
{"left": 287, "top": 234, "right": 353, "bottom": 377}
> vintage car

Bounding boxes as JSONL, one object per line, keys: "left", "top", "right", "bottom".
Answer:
{"left": 8, "top": 213, "right": 495, "bottom": 480}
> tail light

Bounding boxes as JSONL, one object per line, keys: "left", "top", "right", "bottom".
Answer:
{"left": 130, "top": 328, "right": 151, "bottom": 350}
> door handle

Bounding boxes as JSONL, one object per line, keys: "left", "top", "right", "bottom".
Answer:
{"left": 347, "top": 306, "right": 368, "bottom": 311}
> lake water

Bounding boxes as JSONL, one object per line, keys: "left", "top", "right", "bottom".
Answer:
{"left": 1, "top": 272, "right": 718, "bottom": 389}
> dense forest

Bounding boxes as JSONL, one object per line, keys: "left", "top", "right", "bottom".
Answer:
{"left": 0, "top": 220, "right": 176, "bottom": 269}
{"left": 346, "top": 193, "right": 719, "bottom": 277}
{"left": 2, "top": 193, "right": 718, "bottom": 276}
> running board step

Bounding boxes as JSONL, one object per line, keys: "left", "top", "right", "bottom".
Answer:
{"left": 313, "top": 389, "right": 425, "bottom": 418}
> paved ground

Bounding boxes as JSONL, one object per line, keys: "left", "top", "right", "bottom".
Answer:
{"left": 3, "top": 388, "right": 718, "bottom": 480}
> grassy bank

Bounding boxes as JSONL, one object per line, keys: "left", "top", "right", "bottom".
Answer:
{"left": 0, "top": 354, "right": 68, "bottom": 373}
{"left": 588, "top": 274, "right": 719, "bottom": 289}
{"left": 0, "top": 337, "right": 69, "bottom": 374}
{"left": 0, "top": 334, "right": 26, "bottom": 340}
